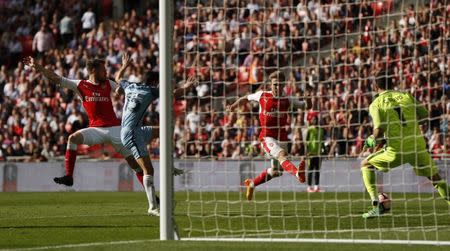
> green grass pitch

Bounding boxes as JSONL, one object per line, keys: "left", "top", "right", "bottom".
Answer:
{"left": 0, "top": 191, "right": 449, "bottom": 250}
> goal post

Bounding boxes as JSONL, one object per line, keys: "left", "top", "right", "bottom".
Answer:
{"left": 159, "top": 0, "right": 174, "bottom": 240}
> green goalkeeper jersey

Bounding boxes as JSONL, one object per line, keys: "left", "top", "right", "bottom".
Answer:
{"left": 369, "top": 90, "right": 429, "bottom": 152}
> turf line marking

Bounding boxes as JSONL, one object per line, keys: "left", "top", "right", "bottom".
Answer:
{"left": 0, "top": 213, "right": 142, "bottom": 220}
{"left": 197, "top": 225, "right": 450, "bottom": 236}
{"left": 183, "top": 237, "right": 450, "bottom": 246}
{"left": 0, "top": 240, "right": 159, "bottom": 251}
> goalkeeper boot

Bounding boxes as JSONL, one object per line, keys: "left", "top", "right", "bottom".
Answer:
{"left": 148, "top": 205, "right": 160, "bottom": 217}
{"left": 296, "top": 159, "right": 306, "bottom": 183}
{"left": 173, "top": 167, "right": 184, "bottom": 176}
{"left": 362, "top": 203, "right": 385, "bottom": 219}
{"left": 244, "top": 179, "right": 255, "bottom": 201}
{"left": 53, "top": 175, "right": 73, "bottom": 186}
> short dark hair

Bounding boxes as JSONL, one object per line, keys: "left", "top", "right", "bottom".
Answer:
{"left": 86, "top": 59, "right": 105, "bottom": 73}
{"left": 375, "top": 71, "right": 395, "bottom": 90}
{"left": 143, "top": 71, "right": 159, "bottom": 85}
{"left": 268, "top": 71, "right": 285, "bottom": 83}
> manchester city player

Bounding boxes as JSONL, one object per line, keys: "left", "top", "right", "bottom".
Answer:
{"left": 115, "top": 53, "right": 196, "bottom": 216}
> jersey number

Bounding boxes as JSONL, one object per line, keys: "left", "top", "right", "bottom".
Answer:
{"left": 394, "top": 107, "right": 406, "bottom": 127}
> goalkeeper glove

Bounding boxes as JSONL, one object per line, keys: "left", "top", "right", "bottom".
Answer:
{"left": 364, "top": 135, "right": 377, "bottom": 149}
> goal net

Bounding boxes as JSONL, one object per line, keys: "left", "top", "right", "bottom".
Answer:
{"left": 172, "top": 0, "right": 450, "bottom": 244}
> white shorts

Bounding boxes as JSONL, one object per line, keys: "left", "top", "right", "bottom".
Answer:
{"left": 78, "top": 126, "right": 132, "bottom": 157}
{"left": 260, "top": 137, "right": 288, "bottom": 159}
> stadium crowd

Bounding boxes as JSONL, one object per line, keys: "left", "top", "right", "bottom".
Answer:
{"left": 0, "top": 0, "right": 449, "bottom": 162}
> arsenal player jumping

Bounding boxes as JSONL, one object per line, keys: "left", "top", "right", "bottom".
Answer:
{"left": 227, "top": 71, "right": 306, "bottom": 200}
{"left": 23, "top": 56, "right": 145, "bottom": 187}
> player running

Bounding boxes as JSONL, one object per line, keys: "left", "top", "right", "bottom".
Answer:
{"left": 361, "top": 71, "right": 450, "bottom": 218}
{"left": 115, "top": 53, "right": 195, "bottom": 216}
{"left": 23, "top": 56, "right": 145, "bottom": 187}
{"left": 227, "top": 71, "right": 306, "bottom": 201}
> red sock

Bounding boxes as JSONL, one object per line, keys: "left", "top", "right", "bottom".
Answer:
{"left": 65, "top": 149, "right": 77, "bottom": 177}
{"left": 253, "top": 168, "right": 273, "bottom": 187}
{"left": 281, "top": 160, "right": 298, "bottom": 176}
{"left": 136, "top": 171, "right": 144, "bottom": 187}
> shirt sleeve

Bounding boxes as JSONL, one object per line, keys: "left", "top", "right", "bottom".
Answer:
{"left": 408, "top": 93, "right": 428, "bottom": 120}
{"left": 119, "top": 79, "right": 130, "bottom": 89}
{"left": 109, "top": 79, "right": 118, "bottom": 91}
{"left": 369, "top": 102, "right": 384, "bottom": 130}
{"left": 60, "top": 77, "right": 81, "bottom": 92}
{"left": 151, "top": 86, "right": 159, "bottom": 98}
{"left": 247, "top": 91, "right": 263, "bottom": 102}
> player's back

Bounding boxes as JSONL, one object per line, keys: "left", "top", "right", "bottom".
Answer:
{"left": 120, "top": 80, "right": 159, "bottom": 128}
{"left": 370, "top": 90, "right": 426, "bottom": 152}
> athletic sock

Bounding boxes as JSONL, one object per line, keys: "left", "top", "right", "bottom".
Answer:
{"left": 361, "top": 167, "right": 378, "bottom": 202}
{"left": 64, "top": 149, "right": 77, "bottom": 177}
{"left": 280, "top": 160, "right": 298, "bottom": 176}
{"left": 434, "top": 180, "right": 450, "bottom": 202}
{"left": 143, "top": 175, "right": 157, "bottom": 209}
{"left": 253, "top": 168, "right": 273, "bottom": 186}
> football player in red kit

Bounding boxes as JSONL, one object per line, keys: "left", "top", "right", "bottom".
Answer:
{"left": 227, "top": 71, "right": 306, "bottom": 200}
{"left": 23, "top": 56, "right": 146, "bottom": 187}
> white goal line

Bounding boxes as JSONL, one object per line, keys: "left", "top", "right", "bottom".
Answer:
{"left": 183, "top": 237, "right": 450, "bottom": 246}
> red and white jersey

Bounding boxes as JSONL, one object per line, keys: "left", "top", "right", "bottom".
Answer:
{"left": 61, "top": 77, "right": 121, "bottom": 127}
{"left": 247, "top": 91, "right": 304, "bottom": 141}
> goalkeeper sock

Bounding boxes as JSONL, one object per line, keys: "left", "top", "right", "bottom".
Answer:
{"left": 64, "top": 149, "right": 77, "bottom": 177}
{"left": 280, "top": 160, "right": 298, "bottom": 176}
{"left": 253, "top": 168, "right": 273, "bottom": 186}
{"left": 361, "top": 166, "right": 378, "bottom": 203}
{"left": 136, "top": 171, "right": 144, "bottom": 187}
{"left": 143, "top": 175, "right": 157, "bottom": 209}
{"left": 433, "top": 180, "right": 450, "bottom": 202}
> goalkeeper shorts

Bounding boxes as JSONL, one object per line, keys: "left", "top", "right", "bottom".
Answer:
{"left": 367, "top": 146, "right": 439, "bottom": 177}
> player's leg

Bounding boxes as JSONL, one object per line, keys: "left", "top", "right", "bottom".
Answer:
{"left": 413, "top": 151, "right": 450, "bottom": 205}
{"left": 278, "top": 150, "right": 305, "bottom": 183}
{"left": 121, "top": 126, "right": 159, "bottom": 215}
{"left": 54, "top": 128, "right": 104, "bottom": 186}
{"left": 307, "top": 157, "right": 314, "bottom": 192}
{"left": 140, "top": 126, "right": 183, "bottom": 176}
{"left": 361, "top": 148, "right": 398, "bottom": 218}
{"left": 244, "top": 159, "right": 282, "bottom": 200}
{"left": 261, "top": 137, "right": 305, "bottom": 183}
{"left": 312, "top": 157, "right": 321, "bottom": 192}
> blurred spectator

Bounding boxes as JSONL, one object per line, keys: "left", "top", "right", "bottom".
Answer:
{"left": 32, "top": 25, "right": 55, "bottom": 57}
{"left": 59, "top": 14, "right": 75, "bottom": 47}
{"left": 81, "top": 7, "right": 96, "bottom": 33}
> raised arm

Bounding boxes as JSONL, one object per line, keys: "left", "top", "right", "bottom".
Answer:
{"left": 115, "top": 53, "right": 132, "bottom": 83}
{"left": 226, "top": 96, "right": 249, "bottom": 112}
{"left": 173, "top": 76, "right": 198, "bottom": 98}
{"left": 23, "top": 56, "right": 62, "bottom": 85}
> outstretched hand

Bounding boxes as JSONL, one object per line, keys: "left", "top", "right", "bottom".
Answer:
{"left": 183, "top": 76, "right": 198, "bottom": 89}
{"left": 121, "top": 53, "right": 132, "bottom": 68}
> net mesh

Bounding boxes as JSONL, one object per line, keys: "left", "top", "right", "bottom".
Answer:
{"left": 174, "top": 0, "right": 450, "bottom": 242}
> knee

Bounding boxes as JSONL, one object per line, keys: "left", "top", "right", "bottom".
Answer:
{"left": 277, "top": 150, "right": 287, "bottom": 160}
{"left": 267, "top": 167, "right": 282, "bottom": 177}
{"left": 68, "top": 133, "right": 83, "bottom": 145}
{"left": 121, "top": 128, "right": 133, "bottom": 146}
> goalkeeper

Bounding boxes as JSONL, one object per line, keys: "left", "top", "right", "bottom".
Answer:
{"left": 361, "top": 71, "right": 450, "bottom": 218}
